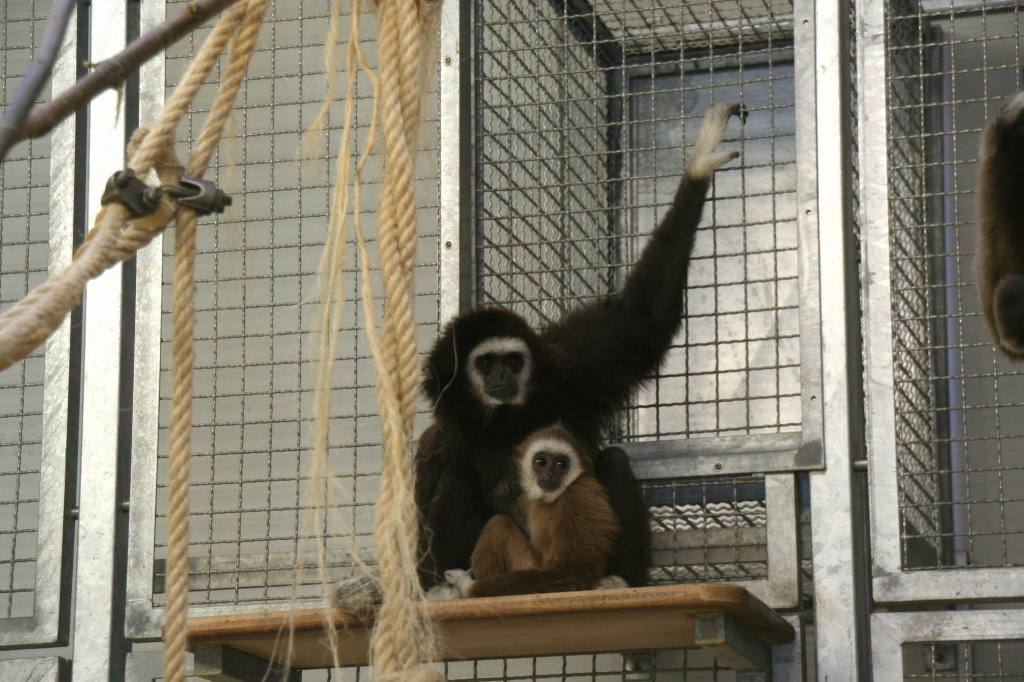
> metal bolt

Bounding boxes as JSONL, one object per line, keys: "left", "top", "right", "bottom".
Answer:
{"left": 444, "top": 240, "right": 453, "bottom": 248}
{"left": 444, "top": 56, "right": 452, "bottom": 65}
{"left": 713, "top": 462, "right": 723, "bottom": 472}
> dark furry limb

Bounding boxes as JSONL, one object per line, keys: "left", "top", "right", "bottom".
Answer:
{"left": 417, "top": 103, "right": 743, "bottom": 588}
{"left": 977, "top": 90, "right": 1024, "bottom": 358}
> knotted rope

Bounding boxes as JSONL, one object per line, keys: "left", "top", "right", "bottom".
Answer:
{"left": 0, "top": 0, "right": 266, "bottom": 679}
{"left": 163, "top": 4, "right": 271, "bottom": 681}
{"left": 1, "top": 0, "right": 442, "bottom": 677}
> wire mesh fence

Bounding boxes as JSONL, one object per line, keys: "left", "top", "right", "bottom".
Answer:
{"left": 475, "top": 0, "right": 800, "bottom": 443}
{"left": 471, "top": 1, "right": 793, "bottom": 677}
{"left": 149, "top": 0, "right": 442, "bottom": 609}
{"left": 0, "top": 1, "right": 54, "bottom": 622}
{"left": 903, "top": 639, "right": 1024, "bottom": 680}
{"left": 883, "top": 0, "right": 1024, "bottom": 571}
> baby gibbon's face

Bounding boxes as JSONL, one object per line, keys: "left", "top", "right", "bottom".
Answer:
{"left": 518, "top": 435, "right": 582, "bottom": 504}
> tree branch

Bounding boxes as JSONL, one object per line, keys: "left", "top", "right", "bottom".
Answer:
{"left": 0, "top": 0, "right": 76, "bottom": 163}
{"left": 4, "top": 0, "right": 244, "bottom": 161}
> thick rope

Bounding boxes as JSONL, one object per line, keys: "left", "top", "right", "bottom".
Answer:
{"left": 367, "top": 0, "right": 444, "bottom": 679}
{"left": 162, "top": 2, "right": 270, "bottom": 682}
{"left": 0, "top": 2, "right": 265, "bottom": 678}
{"left": 0, "top": 2, "right": 245, "bottom": 373}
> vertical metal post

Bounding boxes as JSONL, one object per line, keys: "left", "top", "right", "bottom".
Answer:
{"left": 763, "top": 475, "right": 800, "bottom": 609}
{"left": 857, "top": 0, "right": 903, "bottom": 586}
{"left": 437, "top": 0, "right": 464, "bottom": 321}
{"left": 29, "top": 1, "right": 79, "bottom": 649}
{"left": 809, "top": 0, "right": 869, "bottom": 678}
{"left": 124, "top": 0, "right": 167, "bottom": 642}
{"left": 73, "top": 1, "right": 127, "bottom": 678}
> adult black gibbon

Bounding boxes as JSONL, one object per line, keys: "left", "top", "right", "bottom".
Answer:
{"left": 417, "top": 102, "right": 743, "bottom": 589}
{"left": 446, "top": 424, "right": 620, "bottom": 598}
{"left": 977, "top": 90, "right": 1024, "bottom": 359}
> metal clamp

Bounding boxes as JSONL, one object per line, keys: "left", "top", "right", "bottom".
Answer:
{"left": 166, "top": 176, "right": 232, "bottom": 215}
{"left": 100, "top": 169, "right": 163, "bottom": 218}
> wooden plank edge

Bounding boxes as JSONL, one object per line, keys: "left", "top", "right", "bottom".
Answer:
{"left": 186, "top": 584, "right": 795, "bottom": 647}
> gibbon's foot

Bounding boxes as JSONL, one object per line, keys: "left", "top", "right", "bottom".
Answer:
{"left": 332, "top": 573, "right": 381, "bottom": 617}
{"left": 443, "top": 568, "right": 475, "bottom": 598}
{"left": 594, "top": 575, "right": 629, "bottom": 590}
{"left": 424, "top": 581, "right": 460, "bottom": 601}
{"left": 995, "top": 274, "right": 1024, "bottom": 357}
{"left": 688, "top": 102, "right": 743, "bottom": 180}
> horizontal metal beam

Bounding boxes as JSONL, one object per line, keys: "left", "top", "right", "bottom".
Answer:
{"left": 622, "top": 432, "right": 821, "bottom": 478}
{"left": 874, "top": 567, "right": 1024, "bottom": 605}
{"left": 0, "top": 657, "right": 68, "bottom": 681}
{"left": 872, "top": 609, "right": 1024, "bottom": 682}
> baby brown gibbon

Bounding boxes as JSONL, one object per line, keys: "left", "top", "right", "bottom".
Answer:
{"left": 446, "top": 424, "right": 623, "bottom": 598}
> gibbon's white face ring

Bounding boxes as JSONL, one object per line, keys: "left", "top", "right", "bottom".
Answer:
{"left": 467, "top": 337, "right": 532, "bottom": 407}
{"left": 519, "top": 436, "right": 582, "bottom": 504}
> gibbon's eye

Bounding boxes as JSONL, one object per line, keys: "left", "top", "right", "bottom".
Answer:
{"left": 476, "top": 354, "right": 494, "bottom": 373}
{"left": 554, "top": 456, "right": 569, "bottom": 472}
{"left": 533, "top": 455, "right": 547, "bottom": 469}
{"left": 506, "top": 352, "right": 525, "bottom": 374}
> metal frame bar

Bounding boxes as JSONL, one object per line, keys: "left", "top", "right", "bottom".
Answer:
{"left": 858, "top": 0, "right": 905, "bottom": 592}
{"left": 0, "top": 657, "right": 69, "bottom": 681}
{"left": 73, "top": 1, "right": 128, "bottom": 677}
{"left": 438, "top": 0, "right": 464, "bottom": 323}
{"left": 0, "top": 2, "right": 79, "bottom": 650}
{"left": 773, "top": 614, "right": 806, "bottom": 682}
{"left": 807, "top": 0, "right": 870, "bottom": 677}
{"left": 625, "top": 433, "right": 818, "bottom": 478}
{"left": 124, "top": 0, "right": 166, "bottom": 643}
{"left": 874, "top": 566, "right": 1024, "bottom": 604}
{"left": 857, "top": 0, "right": 1024, "bottom": 604}
{"left": 745, "top": 474, "right": 800, "bottom": 610}
{"left": 871, "top": 610, "right": 1024, "bottom": 682}
{"left": 644, "top": 471, "right": 799, "bottom": 610}
{"left": 695, "top": 612, "right": 772, "bottom": 672}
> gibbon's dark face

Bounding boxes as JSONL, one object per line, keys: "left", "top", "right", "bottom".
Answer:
{"left": 423, "top": 307, "right": 541, "bottom": 412}
{"left": 468, "top": 337, "right": 532, "bottom": 407}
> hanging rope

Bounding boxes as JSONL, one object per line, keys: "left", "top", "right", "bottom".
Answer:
{"left": 163, "top": 4, "right": 271, "bottom": 681}
{"left": 366, "top": 1, "right": 444, "bottom": 679}
{"left": 309, "top": 0, "right": 443, "bottom": 679}
{"left": 0, "top": 2, "right": 250, "bottom": 373}
{"left": 0, "top": 1, "right": 266, "bottom": 680}
{"left": 2, "top": 0, "right": 443, "bottom": 677}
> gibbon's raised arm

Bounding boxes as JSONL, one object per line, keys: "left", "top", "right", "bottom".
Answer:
{"left": 406, "top": 102, "right": 741, "bottom": 592}
{"left": 542, "top": 102, "right": 742, "bottom": 418}
{"left": 977, "top": 90, "right": 1024, "bottom": 359}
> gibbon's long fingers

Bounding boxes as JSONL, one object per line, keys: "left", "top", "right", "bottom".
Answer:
{"left": 688, "top": 102, "right": 743, "bottom": 180}
{"left": 995, "top": 274, "right": 1024, "bottom": 355}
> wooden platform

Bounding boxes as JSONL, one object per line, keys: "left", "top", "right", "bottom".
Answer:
{"left": 187, "top": 584, "right": 794, "bottom": 672}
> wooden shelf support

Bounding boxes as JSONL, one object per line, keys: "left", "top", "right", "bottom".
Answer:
{"left": 193, "top": 644, "right": 301, "bottom": 682}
